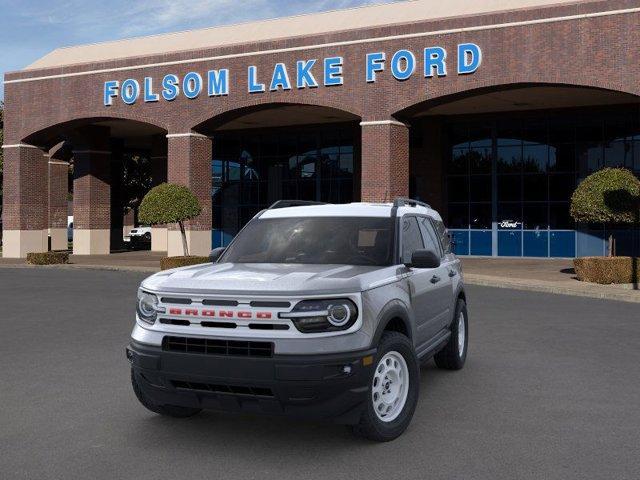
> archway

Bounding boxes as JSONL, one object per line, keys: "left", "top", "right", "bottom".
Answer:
{"left": 396, "top": 84, "right": 640, "bottom": 258}
{"left": 21, "top": 118, "right": 167, "bottom": 255}
{"left": 193, "top": 103, "right": 361, "bottom": 247}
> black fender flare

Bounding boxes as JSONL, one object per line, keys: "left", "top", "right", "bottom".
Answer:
{"left": 370, "top": 299, "right": 413, "bottom": 347}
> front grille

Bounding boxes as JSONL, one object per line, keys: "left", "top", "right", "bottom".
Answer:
{"left": 171, "top": 380, "right": 274, "bottom": 397}
{"left": 162, "top": 336, "right": 273, "bottom": 357}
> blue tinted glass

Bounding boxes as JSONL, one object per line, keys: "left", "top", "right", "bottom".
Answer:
{"left": 551, "top": 231, "right": 576, "bottom": 258}
{"left": 450, "top": 230, "right": 470, "bottom": 256}
{"left": 470, "top": 230, "right": 492, "bottom": 255}
{"left": 523, "top": 231, "right": 548, "bottom": 257}
{"left": 498, "top": 231, "right": 522, "bottom": 257}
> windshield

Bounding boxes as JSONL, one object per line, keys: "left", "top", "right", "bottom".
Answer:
{"left": 221, "top": 217, "right": 394, "bottom": 266}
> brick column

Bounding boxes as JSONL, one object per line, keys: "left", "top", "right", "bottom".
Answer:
{"left": 410, "top": 119, "right": 444, "bottom": 212}
{"left": 360, "top": 120, "right": 410, "bottom": 202}
{"left": 72, "top": 127, "right": 112, "bottom": 255}
{"left": 150, "top": 134, "right": 168, "bottom": 252}
{"left": 1, "top": 144, "right": 49, "bottom": 258}
{"left": 166, "top": 132, "right": 212, "bottom": 257}
{"left": 48, "top": 144, "right": 70, "bottom": 251}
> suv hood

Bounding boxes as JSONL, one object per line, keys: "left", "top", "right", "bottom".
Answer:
{"left": 142, "top": 262, "right": 401, "bottom": 296}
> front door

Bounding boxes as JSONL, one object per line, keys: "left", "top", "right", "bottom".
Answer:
{"left": 400, "top": 216, "right": 451, "bottom": 349}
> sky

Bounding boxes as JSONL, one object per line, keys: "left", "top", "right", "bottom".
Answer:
{"left": 0, "top": 0, "right": 399, "bottom": 100}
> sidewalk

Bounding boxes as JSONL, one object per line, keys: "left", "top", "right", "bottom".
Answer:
{"left": 1, "top": 251, "right": 639, "bottom": 303}
{"left": 461, "top": 258, "right": 640, "bottom": 303}
{"left": 0, "top": 250, "right": 163, "bottom": 273}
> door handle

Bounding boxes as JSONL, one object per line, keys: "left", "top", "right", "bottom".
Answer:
{"left": 430, "top": 275, "right": 441, "bottom": 284}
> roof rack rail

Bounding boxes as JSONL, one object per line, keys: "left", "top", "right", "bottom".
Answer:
{"left": 393, "top": 197, "right": 432, "bottom": 209}
{"left": 267, "top": 200, "right": 327, "bottom": 210}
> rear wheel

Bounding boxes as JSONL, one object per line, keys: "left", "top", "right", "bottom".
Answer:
{"left": 350, "top": 331, "right": 419, "bottom": 442}
{"left": 434, "top": 298, "right": 468, "bottom": 370}
{"left": 131, "top": 369, "right": 201, "bottom": 418}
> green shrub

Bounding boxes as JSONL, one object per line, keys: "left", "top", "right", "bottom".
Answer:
{"left": 27, "top": 251, "right": 69, "bottom": 265}
{"left": 571, "top": 168, "right": 640, "bottom": 224}
{"left": 139, "top": 183, "right": 202, "bottom": 256}
{"left": 574, "top": 256, "right": 640, "bottom": 284}
{"left": 160, "top": 256, "right": 210, "bottom": 271}
{"left": 570, "top": 168, "right": 640, "bottom": 256}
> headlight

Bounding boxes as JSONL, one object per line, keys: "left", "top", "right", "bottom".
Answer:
{"left": 280, "top": 299, "right": 358, "bottom": 333}
{"left": 136, "top": 290, "right": 162, "bottom": 324}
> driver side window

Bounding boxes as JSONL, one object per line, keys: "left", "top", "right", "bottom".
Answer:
{"left": 401, "top": 216, "right": 425, "bottom": 264}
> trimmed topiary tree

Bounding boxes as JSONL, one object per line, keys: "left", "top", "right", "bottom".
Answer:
{"left": 570, "top": 168, "right": 640, "bottom": 257}
{"left": 139, "top": 183, "right": 202, "bottom": 256}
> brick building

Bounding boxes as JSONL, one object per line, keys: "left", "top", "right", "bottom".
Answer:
{"left": 3, "top": 0, "right": 640, "bottom": 258}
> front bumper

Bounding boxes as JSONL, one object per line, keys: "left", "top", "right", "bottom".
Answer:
{"left": 127, "top": 340, "right": 376, "bottom": 424}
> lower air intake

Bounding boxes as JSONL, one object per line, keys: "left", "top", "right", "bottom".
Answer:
{"left": 162, "top": 336, "right": 273, "bottom": 358}
{"left": 171, "top": 380, "right": 274, "bottom": 397}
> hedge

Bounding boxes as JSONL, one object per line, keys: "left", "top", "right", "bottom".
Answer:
{"left": 574, "top": 256, "right": 640, "bottom": 284}
{"left": 160, "top": 256, "right": 210, "bottom": 271}
{"left": 26, "top": 251, "right": 70, "bottom": 265}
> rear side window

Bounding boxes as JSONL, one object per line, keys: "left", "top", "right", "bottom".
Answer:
{"left": 401, "top": 216, "right": 425, "bottom": 264}
{"left": 418, "top": 217, "right": 443, "bottom": 257}
{"left": 433, "top": 219, "right": 451, "bottom": 254}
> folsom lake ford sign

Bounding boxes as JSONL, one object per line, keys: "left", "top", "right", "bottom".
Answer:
{"left": 103, "top": 43, "right": 482, "bottom": 106}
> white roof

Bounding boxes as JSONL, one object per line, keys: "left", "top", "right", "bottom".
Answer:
{"left": 259, "top": 202, "right": 442, "bottom": 220}
{"left": 25, "top": 0, "right": 583, "bottom": 70}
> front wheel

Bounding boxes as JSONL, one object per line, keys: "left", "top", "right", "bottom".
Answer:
{"left": 434, "top": 298, "right": 468, "bottom": 370}
{"left": 350, "top": 331, "right": 420, "bottom": 442}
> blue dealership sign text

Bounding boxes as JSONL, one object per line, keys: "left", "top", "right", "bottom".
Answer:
{"left": 103, "top": 43, "right": 481, "bottom": 106}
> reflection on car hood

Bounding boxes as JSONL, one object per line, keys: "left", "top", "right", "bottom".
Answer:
{"left": 142, "top": 262, "right": 402, "bottom": 295}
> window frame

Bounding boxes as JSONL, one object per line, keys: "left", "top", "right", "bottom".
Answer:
{"left": 399, "top": 215, "right": 426, "bottom": 265}
{"left": 417, "top": 215, "right": 445, "bottom": 259}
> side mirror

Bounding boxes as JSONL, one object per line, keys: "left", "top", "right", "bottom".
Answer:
{"left": 407, "top": 249, "right": 441, "bottom": 269}
{"left": 209, "top": 247, "right": 226, "bottom": 263}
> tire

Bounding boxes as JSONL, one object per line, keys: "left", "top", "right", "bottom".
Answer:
{"left": 434, "top": 298, "right": 468, "bottom": 370}
{"left": 131, "top": 369, "right": 202, "bottom": 418}
{"left": 350, "top": 331, "right": 420, "bottom": 442}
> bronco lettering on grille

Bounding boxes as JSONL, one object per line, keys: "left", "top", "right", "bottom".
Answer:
{"left": 167, "top": 308, "right": 272, "bottom": 319}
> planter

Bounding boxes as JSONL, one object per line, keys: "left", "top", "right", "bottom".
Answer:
{"left": 160, "top": 256, "right": 209, "bottom": 271}
{"left": 27, "top": 251, "right": 70, "bottom": 265}
{"left": 573, "top": 256, "right": 640, "bottom": 284}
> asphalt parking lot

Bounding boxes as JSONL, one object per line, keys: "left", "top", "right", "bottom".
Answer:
{"left": 1, "top": 268, "right": 639, "bottom": 480}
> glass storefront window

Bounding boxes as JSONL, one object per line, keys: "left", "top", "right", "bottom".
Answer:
{"left": 523, "top": 144, "right": 548, "bottom": 173}
{"left": 523, "top": 175, "right": 547, "bottom": 202}
{"left": 497, "top": 175, "right": 521, "bottom": 201}
{"left": 470, "top": 175, "right": 492, "bottom": 202}
{"left": 445, "top": 106, "right": 639, "bottom": 257}
{"left": 604, "top": 140, "right": 632, "bottom": 168}
{"left": 212, "top": 124, "right": 358, "bottom": 246}
{"left": 470, "top": 203, "right": 492, "bottom": 229}
{"left": 497, "top": 145, "right": 522, "bottom": 173}
{"left": 523, "top": 204, "right": 548, "bottom": 230}
{"left": 470, "top": 147, "right": 492, "bottom": 174}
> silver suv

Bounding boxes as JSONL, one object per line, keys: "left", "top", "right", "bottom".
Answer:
{"left": 127, "top": 198, "right": 468, "bottom": 441}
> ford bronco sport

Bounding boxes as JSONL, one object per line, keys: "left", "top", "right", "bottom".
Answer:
{"left": 127, "top": 198, "right": 468, "bottom": 441}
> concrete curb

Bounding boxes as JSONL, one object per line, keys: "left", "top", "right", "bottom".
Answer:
{"left": 464, "top": 273, "right": 640, "bottom": 304}
{"left": 0, "top": 263, "right": 159, "bottom": 274}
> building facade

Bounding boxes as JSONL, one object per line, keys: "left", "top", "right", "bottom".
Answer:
{"left": 2, "top": 0, "right": 640, "bottom": 258}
